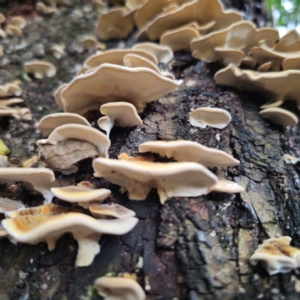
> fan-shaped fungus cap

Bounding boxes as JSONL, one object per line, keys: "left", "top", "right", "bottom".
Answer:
{"left": 160, "top": 26, "right": 200, "bottom": 52}
{"left": 132, "top": 43, "right": 173, "bottom": 64}
{"left": 51, "top": 186, "right": 111, "bottom": 208}
{"left": 0, "top": 29, "right": 6, "bottom": 38}
{"left": 82, "top": 35, "right": 98, "bottom": 50}
{"left": 2, "top": 212, "right": 138, "bottom": 267}
{"left": 98, "top": 102, "right": 143, "bottom": 136}
{"left": 214, "top": 66, "right": 300, "bottom": 107}
{"left": 0, "top": 82, "right": 22, "bottom": 97}
{"left": 93, "top": 158, "right": 218, "bottom": 204}
{"left": 274, "top": 29, "right": 300, "bottom": 52}
{"left": 0, "top": 168, "right": 56, "bottom": 203}
{"left": 37, "top": 124, "right": 111, "bottom": 157}
{"left": 123, "top": 54, "right": 174, "bottom": 79}
{"left": 54, "top": 83, "right": 68, "bottom": 110}
{"left": 190, "top": 107, "right": 231, "bottom": 129}
{"left": 37, "top": 113, "right": 91, "bottom": 136}
{"left": 0, "top": 98, "right": 23, "bottom": 107}
{"left": 79, "top": 49, "right": 158, "bottom": 75}
{"left": 60, "top": 64, "right": 179, "bottom": 114}
{"left": 97, "top": 7, "right": 134, "bottom": 41}
{"left": 0, "top": 13, "right": 6, "bottom": 24}
{"left": 139, "top": 140, "right": 239, "bottom": 167}
{"left": 257, "top": 61, "right": 273, "bottom": 72}
{"left": 24, "top": 60, "right": 56, "bottom": 79}
{"left": 6, "top": 24, "right": 22, "bottom": 36}
{"left": 249, "top": 236, "right": 300, "bottom": 275}
{"left": 50, "top": 44, "right": 66, "bottom": 59}
{"left": 36, "top": 2, "right": 59, "bottom": 14}
{"left": 208, "top": 180, "right": 244, "bottom": 194}
{"left": 94, "top": 277, "right": 146, "bottom": 300}
{"left": 126, "top": 0, "right": 147, "bottom": 10}
{"left": 89, "top": 203, "right": 136, "bottom": 219}
{"left": 259, "top": 108, "right": 298, "bottom": 127}
{"left": 10, "top": 16, "right": 27, "bottom": 29}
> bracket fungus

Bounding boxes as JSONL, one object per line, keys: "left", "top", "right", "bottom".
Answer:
{"left": 59, "top": 64, "right": 179, "bottom": 114}
{"left": 37, "top": 113, "right": 91, "bottom": 136}
{"left": 10, "top": 16, "right": 27, "bottom": 29}
{"left": 214, "top": 65, "right": 300, "bottom": 107}
{"left": 98, "top": 102, "right": 143, "bottom": 136}
{"left": 259, "top": 108, "right": 298, "bottom": 127}
{"left": 249, "top": 237, "right": 300, "bottom": 275}
{"left": 191, "top": 21, "right": 278, "bottom": 66}
{"left": 189, "top": 107, "right": 231, "bottom": 129}
{"left": 132, "top": 43, "right": 173, "bottom": 64}
{"left": 139, "top": 140, "right": 239, "bottom": 167}
{"left": 50, "top": 44, "right": 66, "bottom": 59}
{"left": 97, "top": 7, "right": 135, "bottom": 41}
{"left": 24, "top": 60, "right": 56, "bottom": 79}
{"left": 0, "top": 168, "right": 56, "bottom": 203}
{"left": 51, "top": 186, "right": 111, "bottom": 208}
{"left": 0, "top": 82, "right": 22, "bottom": 97}
{"left": 78, "top": 49, "right": 158, "bottom": 75}
{"left": 208, "top": 180, "right": 244, "bottom": 194}
{"left": 89, "top": 203, "right": 136, "bottom": 219}
{"left": 0, "top": 198, "right": 25, "bottom": 214}
{"left": 37, "top": 124, "right": 110, "bottom": 172}
{"left": 6, "top": 24, "right": 23, "bottom": 37}
{"left": 94, "top": 276, "right": 146, "bottom": 300}
{"left": 93, "top": 158, "right": 218, "bottom": 204}
{"left": 2, "top": 211, "right": 138, "bottom": 267}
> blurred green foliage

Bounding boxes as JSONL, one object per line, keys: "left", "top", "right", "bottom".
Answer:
{"left": 266, "top": 0, "right": 300, "bottom": 27}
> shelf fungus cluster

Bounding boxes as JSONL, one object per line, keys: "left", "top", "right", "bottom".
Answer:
{"left": 1, "top": 202, "right": 138, "bottom": 267}
{"left": 250, "top": 237, "right": 300, "bottom": 275}
{"left": 0, "top": 14, "right": 27, "bottom": 38}
{"left": 93, "top": 140, "right": 243, "bottom": 204}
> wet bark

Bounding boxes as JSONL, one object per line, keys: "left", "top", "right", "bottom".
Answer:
{"left": 1, "top": 1, "right": 300, "bottom": 300}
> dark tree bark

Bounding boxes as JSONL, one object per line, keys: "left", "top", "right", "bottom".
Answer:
{"left": 1, "top": 1, "right": 299, "bottom": 300}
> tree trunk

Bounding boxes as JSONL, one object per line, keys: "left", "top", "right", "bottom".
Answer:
{"left": 1, "top": 1, "right": 299, "bottom": 300}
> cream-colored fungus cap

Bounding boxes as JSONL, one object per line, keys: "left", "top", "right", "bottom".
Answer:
{"left": 37, "top": 113, "right": 91, "bottom": 136}
{"left": 0, "top": 198, "right": 25, "bottom": 214}
{"left": 208, "top": 180, "right": 244, "bottom": 194}
{"left": 132, "top": 43, "right": 173, "bottom": 64}
{"left": 214, "top": 66, "right": 300, "bottom": 107}
{"left": 0, "top": 82, "right": 22, "bottom": 97}
{"left": 126, "top": 0, "right": 147, "bottom": 10}
{"left": 0, "top": 12, "right": 6, "bottom": 24}
{"left": 98, "top": 102, "right": 143, "bottom": 136}
{"left": 123, "top": 54, "right": 175, "bottom": 79}
{"left": 259, "top": 108, "right": 298, "bottom": 127}
{"left": 24, "top": 60, "right": 56, "bottom": 79}
{"left": 94, "top": 277, "right": 146, "bottom": 300}
{"left": 89, "top": 203, "right": 136, "bottom": 219}
{"left": 51, "top": 186, "right": 111, "bottom": 208}
{"left": 37, "top": 124, "right": 111, "bottom": 157}
{"left": 274, "top": 29, "right": 300, "bottom": 52}
{"left": 0, "top": 168, "right": 56, "bottom": 203}
{"left": 59, "top": 64, "right": 179, "bottom": 114}
{"left": 2, "top": 213, "right": 138, "bottom": 267}
{"left": 36, "top": 2, "right": 59, "bottom": 14}
{"left": 257, "top": 61, "right": 273, "bottom": 72}
{"left": 0, "top": 98, "right": 23, "bottom": 107}
{"left": 189, "top": 107, "right": 231, "bottom": 129}
{"left": 50, "top": 44, "right": 66, "bottom": 59}
{"left": 97, "top": 7, "right": 134, "bottom": 41}
{"left": 54, "top": 83, "right": 68, "bottom": 110}
{"left": 78, "top": 49, "right": 158, "bottom": 74}
{"left": 139, "top": 140, "right": 239, "bottom": 167}
{"left": 93, "top": 158, "right": 218, "bottom": 204}
{"left": 249, "top": 236, "right": 300, "bottom": 275}
{"left": 10, "top": 16, "right": 27, "bottom": 29}
{"left": 6, "top": 24, "right": 22, "bottom": 36}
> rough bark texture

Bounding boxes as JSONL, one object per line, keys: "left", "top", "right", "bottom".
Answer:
{"left": 1, "top": 1, "right": 300, "bottom": 300}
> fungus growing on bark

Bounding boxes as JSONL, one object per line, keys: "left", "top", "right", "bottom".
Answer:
{"left": 98, "top": 102, "right": 143, "bottom": 136}
{"left": 82, "top": 35, "right": 99, "bottom": 50}
{"left": 214, "top": 65, "right": 300, "bottom": 107}
{"left": 273, "top": 29, "right": 300, "bottom": 52}
{"left": 37, "top": 113, "right": 91, "bottom": 136}
{"left": 0, "top": 98, "right": 23, "bottom": 107}
{"left": 2, "top": 211, "right": 138, "bottom": 267}
{"left": 0, "top": 198, "right": 25, "bottom": 214}
{"left": 93, "top": 158, "right": 218, "bottom": 204}
{"left": 259, "top": 108, "right": 298, "bottom": 127}
{"left": 0, "top": 82, "right": 22, "bottom": 97}
{"left": 139, "top": 140, "right": 239, "bottom": 167}
{"left": 189, "top": 107, "right": 231, "bottom": 129}
{"left": 97, "top": 7, "right": 135, "bottom": 41}
{"left": 208, "top": 180, "right": 244, "bottom": 194}
{"left": 50, "top": 44, "right": 66, "bottom": 59}
{"left": 249, "top": 236, "right": 300, "bottom": 275}
{"left": 94, "top": 277, "right": 146, "bottom": 300}
{"left": 89, "top": 203, "right": 136, "bottom": 219}
{"left": 59, "top": 64, "right": 179, "bottom": 114}
{"left": 0, "top": 168, "right": 56, "bottom": 203}
{"left": 191, "top": 21, "right": 278, "bottom": 66}
{"left": 132, "top": 43, "right": 173, "bottom": 64}
{"left": 24, "top": 60, "right": 56, "bottom": 79}
{"left": 123, "top": 54, "right": 174, "bottom": 79}
{"left": 0, "top": 13, "right": 6, "bottom": 24}
{"left": 36, "top": 2, "right": 59, "bottom": 14}
{"left": 78, "top": 49, "right": 158, "bottom": 75}
{"left": 37, "top": 124, "right": 110, "bottom": 173}
{"left": 51, "top": 186, "right": 111, "bottom": 208}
